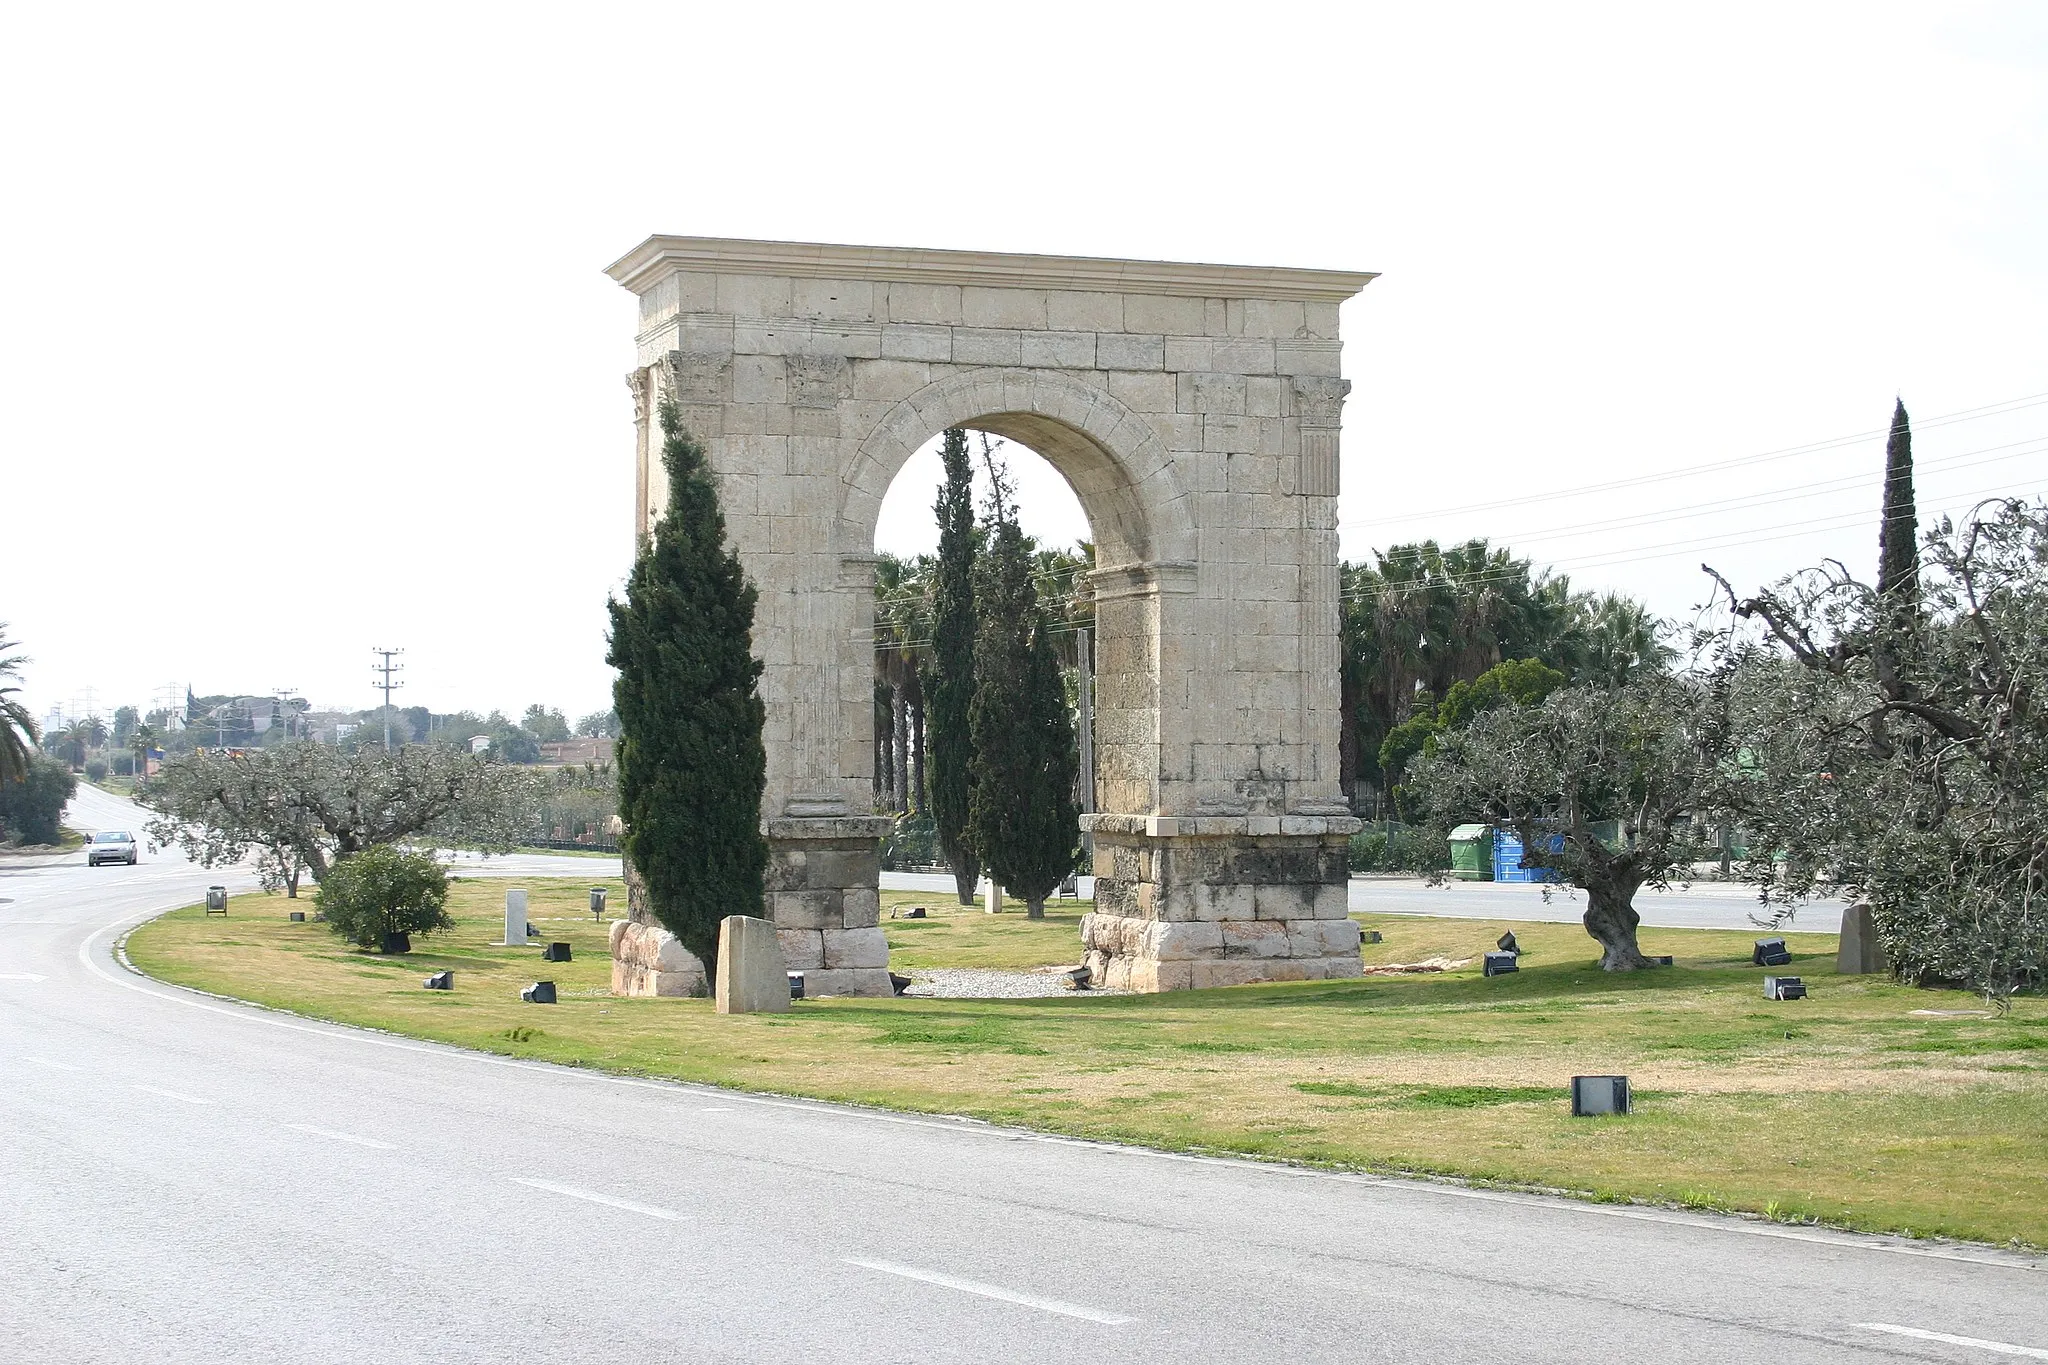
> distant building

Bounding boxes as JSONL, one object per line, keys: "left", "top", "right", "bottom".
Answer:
{"left": 539, "top": 737, "right": 614, "bottom": 766}
{"left": 469, "top": 735, "right": 491, "bottom": 755}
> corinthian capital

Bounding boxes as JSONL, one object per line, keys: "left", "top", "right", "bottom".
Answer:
{"left": 625, "top": 367, "right": 652, "bottom": 425}
{"left": 1292, "top": 375, "right": 1351, "bottom": 429}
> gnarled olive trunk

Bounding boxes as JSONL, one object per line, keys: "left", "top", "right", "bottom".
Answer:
{"left": 952, "top": 866, "right": 977, "bottom": 906}
{"left": 1582, "top": 873, "right": 1655, "bottom": 971}
{"left": 1025, "top": 895, "right": 1045, "bottom": 921}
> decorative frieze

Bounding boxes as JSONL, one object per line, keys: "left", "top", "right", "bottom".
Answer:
{"left": 787, "top": 353, "right": 853, "bottom": 408}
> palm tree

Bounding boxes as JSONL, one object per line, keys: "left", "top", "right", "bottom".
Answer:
{"left": 1566, "top": 592, "right": 1676, "bottom": 689}
{"left": 872, "top": 552, "right": 933, "bottom": 812}
{"left": 0, "top": 625, "right": 37, "bottom": 785}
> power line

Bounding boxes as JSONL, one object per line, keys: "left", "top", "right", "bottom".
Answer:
{"left": 1336, "top": 389, "right": 2048, "bottom": 532}
{"left": 1391, "top": 437, "right": 2048, "bottom": 557}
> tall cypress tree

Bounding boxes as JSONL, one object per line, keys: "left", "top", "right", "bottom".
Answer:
{"left": 920, "top": 427, "right": 980, "bottom": 904}
{"left": 607, "top": 397, "right": 767, "bottom": 980}
{"left": 967, "top": 455, "right": 1080, "bottom": 919}
{"left": 1878, "top": 398, "right": 1919, "bottom": 608}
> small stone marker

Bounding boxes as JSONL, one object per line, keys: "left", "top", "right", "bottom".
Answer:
{"left": 503, "top": 888, "right": 529, "bottom": 945}
{"left": 1836, "top": 903, "right": 1888, "bottom": 975}
{"left": 715, "top": 915, "right": 789, "bottom": 1014}
{"left": 521, "top": 980, "right": 556, "bottom": 1004}
{"left": 1482, "top": 951, "right": 1519, "bottom": 977}
{"left": 1764, "top": 975, "right": 1807, "bottom": 1001}
{"left": 1752, "top": 937, "right": 1792, "bottom": 967}
{"left": 542, "top": 942, "right": 572, "bottom": 963}
{"left": 422, "top": 970, "right": 453, "bottom": 990}
{"left": 982, "top": 878, "right": 1003, "bottom": 915}
{"left": 288, "top": 911, "right": 306, "bottom": 923}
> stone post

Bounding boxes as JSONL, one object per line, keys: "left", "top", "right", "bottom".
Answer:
{"left": 715, "top": 915, "right": 789, "bottom": 1014}
{"left": 502, "top": 888, "right": 528, "bottom": 946}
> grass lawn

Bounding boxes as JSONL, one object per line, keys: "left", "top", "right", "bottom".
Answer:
{"left": 126, "top": 877, "right": 2048, "bottom": 1248}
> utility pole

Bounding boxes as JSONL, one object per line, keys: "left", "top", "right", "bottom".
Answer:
{"left": 371, "top": 648, "right": 405, "bottom": 750}
{"left": 271, "top": 685, "right": 298, "bottom": 739}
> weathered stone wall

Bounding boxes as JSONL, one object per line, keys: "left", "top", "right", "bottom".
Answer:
{"left": 607, "top": 238, "right": 1373, "bottom": 993}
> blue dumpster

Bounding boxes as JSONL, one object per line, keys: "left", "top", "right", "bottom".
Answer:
{"left": 1492, "top": 829, "right": 1564, "bottom": 883}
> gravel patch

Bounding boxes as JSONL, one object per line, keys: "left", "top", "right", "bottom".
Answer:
{"left": 901, "top": 967, "right": 1129, "bottom": 998}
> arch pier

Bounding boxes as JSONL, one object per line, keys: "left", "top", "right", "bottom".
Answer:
{"left": 606, "top": 236, "right": 1375, "bottom": 995}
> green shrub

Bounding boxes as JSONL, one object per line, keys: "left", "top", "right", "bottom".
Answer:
{"left": 0, "top": 755, "right": 75, "bottom": 845}
{"left": 1349, "top": 822, "right": 1450, "bottom": 874}
{"left": 315, "top": 846, "right": 452, "bottom": 951}
{"left": 84, "top": 759, "right": 108, "bottom": 783}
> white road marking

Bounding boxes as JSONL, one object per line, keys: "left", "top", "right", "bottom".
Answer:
{"left": 0, "top": 973, "right": 49, "bottom": 981}
{"left": 26, "top": 1057, "right": 83, "bottom": 1071}
{"left": 845, "top": 1258, "right": 1136, "bottom": 1325}
{"left": 132, "top": 1084, "right": 212, "bottom": 1105}
{"left": 70, "top": 906, "right": 2047, "bottom": 1275}
{"left": 510, "top": 1178, "right": 678, "bottom": 1221}
{"left": 286, "top": 1123, "right": 396, "bottom": 1150}
{"left": 1854, "top": 1324, "right": 2048, "bottom": 1358}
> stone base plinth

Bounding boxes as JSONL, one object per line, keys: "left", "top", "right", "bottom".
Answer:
{"left": 1078, "top": 814, "right": 1363, "bottom": 993}
{"left": 764, "top": 815, "right": 894, "bottom": 997}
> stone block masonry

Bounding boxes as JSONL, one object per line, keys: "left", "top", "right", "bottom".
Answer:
{"left": 608, "top": 236, "right": 1374, "bottom": 994}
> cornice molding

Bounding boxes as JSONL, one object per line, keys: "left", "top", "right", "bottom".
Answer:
{"left": 604, "top": 235, "right": 1377, "bottom": 304}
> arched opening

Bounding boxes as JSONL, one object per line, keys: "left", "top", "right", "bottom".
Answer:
{"left": 867, "top": 428, "right": 1097, "bottom": 859}
{"left": 838, "top": 369, "right": 1198, "bottom": 833}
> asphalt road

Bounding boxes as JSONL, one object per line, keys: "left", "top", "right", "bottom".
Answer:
{"left": 3, "top": 791, "right": 2038, "bottom": 1362}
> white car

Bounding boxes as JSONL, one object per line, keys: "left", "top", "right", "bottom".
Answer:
{"left": 87, "top": 830, "right": 139, "bottom": 866}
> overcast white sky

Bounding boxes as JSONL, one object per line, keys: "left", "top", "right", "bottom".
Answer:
{"left": 3, "top": 2, "right": 2043, "bottom": 724}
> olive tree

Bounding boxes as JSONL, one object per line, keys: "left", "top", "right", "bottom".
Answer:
{"left": 1708, "top": 497, "right": 2048, "bottom": 1005}
{"left": 1407, "top": 673, "right": 1732, "bottom": 970}
{"left": 140, "top": 739, "right": 535, "bottom": 894}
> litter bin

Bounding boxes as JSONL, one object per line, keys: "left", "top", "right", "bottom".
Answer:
{"left": 1448, "top": 825, "right": 1494, "bottom": 881}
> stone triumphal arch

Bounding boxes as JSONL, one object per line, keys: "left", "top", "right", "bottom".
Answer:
{"left": 606, "top": 236, "right": 1375, "bottom": 996}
